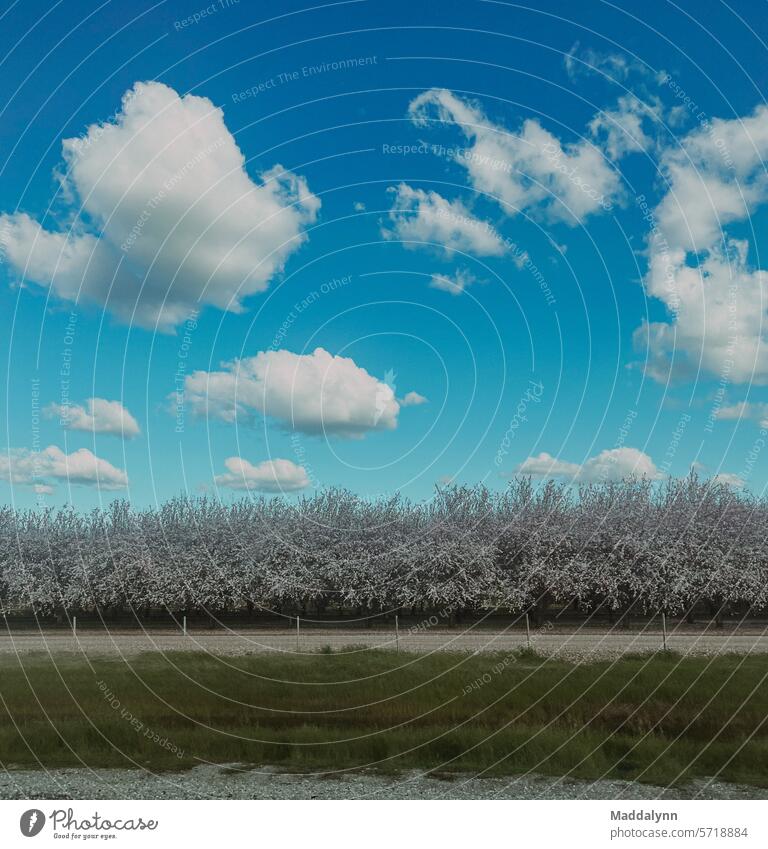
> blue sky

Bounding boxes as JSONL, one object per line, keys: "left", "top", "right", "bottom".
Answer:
{"left": 2, "top": 0, "right": 768, "bottom": 506}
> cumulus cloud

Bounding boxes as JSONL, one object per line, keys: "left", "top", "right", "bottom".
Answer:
{"left": 715, "top": 401, "right": 768, "bottom": 427}
{"left": 382, "top": 184, "right": 506, "bottom": 255}
{"left": 515, "top": 452, "right": 581, "bottom": 478}
{"left": 429, "top": 268, "right": 477, "bottom": 295}
{"left": 712, "top": 472, "right": 745, "bottom": 488}
{"left": 635, "top": 105, "right": 768, "bottom": 384}
{"left": 515, "top": 447, "right": 661, "bottom": 482}
{"left": 176, "top": 347, "right": 420, "bottom": 438}
{"left": 408, "top": 88, "right": 620, "bottom": 224}
{"left": 400, "top": 391, "right": 428, "bottom": 406}
{"left": 588, "top": 94, "right": 659, "bottom": 160}
{"left": 653, "top": 106, "right": 768, "bottom": 254}
{"left": 636, "top": 241, "right": 768, "bottom": 383}
{"left": 45, "top": 397, "right": 141, "bottom": 439}
{"left": 0, "top": 445, "right": 128, "bottom": 491}
{"left": 214, "top": 456, "right": 309, "bottom": 492}
{"left": 0, "top": 81, "right": 319, "bottom": 330}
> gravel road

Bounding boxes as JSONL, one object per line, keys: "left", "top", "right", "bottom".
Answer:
{"left": 1, "top": 764, "right": 765, "bottom": 800}
{"left": 0, "top": 629, "right": 766, "bottom": 659}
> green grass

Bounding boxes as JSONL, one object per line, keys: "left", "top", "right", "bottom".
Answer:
{"left": 0, "top": 648, "right": 767, "bottom": 787}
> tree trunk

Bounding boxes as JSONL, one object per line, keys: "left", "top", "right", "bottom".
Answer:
{"left": 709, "top": 601, "right": 724, "bottom": 628}
{"left": 620, "top": 599, "right": 635, "bottom": 630}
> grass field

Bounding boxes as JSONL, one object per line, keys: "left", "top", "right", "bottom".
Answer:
{"left": 0, "top": 648, "right": 766, "bottom": 788}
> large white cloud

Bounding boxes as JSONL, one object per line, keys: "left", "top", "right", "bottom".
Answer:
{"left": 45, "top": 397, "right": 141, "bottom": 439}
{"left": 382, "top": 183, "right": 506, "bottom": 255}
{"left": 637, "top": 105, "right": 768, "bottom": 383}
{"left": 0, "top": 81, "right": 319, "bottom": 329}
{"left": 0, "top": 445, "right": 128, "bottom": 491}
{"left": 515, "top": 447, "right": 661, "bottom": 482}
{"left": 408, "top": 88, "right": 620, "bottom": 223}
{"left": 214, "top": 456, "right": 309, "bottom": 493}
{"left": 177, "top": 347, "right": 417, "bottom": 437}
{"left": 653, "top": 105, "right": 768, "bottom": 254}
{"left": 637, "top": 240, "right": 768, "bottom": 383}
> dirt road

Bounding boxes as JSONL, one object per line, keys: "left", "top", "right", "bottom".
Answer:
{"left": 1, "top": 628, "right": 766, "bottom": 658}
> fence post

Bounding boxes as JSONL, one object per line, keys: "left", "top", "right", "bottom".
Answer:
{"left": 525, "top": 612, "right": 531, "bottom": 650}
{"left": 395, "top": 614, "right": 400, "bottom": 652}
{"left": 73, "top": 615, "right": 77, "bottom": 637}
{"left": 296, "top": 615, "right": 300, "bottom": 652}
{"left": 662, "top": 612, "right": 668, "bottom": 651}
{"left": 183, "top": 615, "right": 187, "bottom": 636}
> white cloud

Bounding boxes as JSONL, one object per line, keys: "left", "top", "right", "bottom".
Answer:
{"left": 45, "top": 397, "right": 141, "bottom": 439}
{"left": 515, "top": 447, "right": 661, "bottom": 482}
{"left": 637, "top": 240, "right": 768, "bottom": 383}
{"left": 0, "top": 445, "right": 128, "bottom": 491}
{"left": 0, "top": 81, "right": 319, "bottom": 330}
{"left": 515, "top": 452, "right": 581, "bottom": 478}
{"left": 429, "top": 268, "right": 477, "bottom": 295}
{"left": 214, "top": 457, "right": 309, "bottom": 493}
{"left": 653, "top": 106, "right": 768, "bottom": 255}
{"left": 588, "top": 94, "right": 658, "bottom": 160}
{"left": 400, "top": 391, "right": 428, "bottom": 406}
{"left": 408, "top": 89, "right": 620, "bottom": 224}
{"left": 636, "top": 104, "right": 768, "bottom": 384}
{"left": 564, "top": 43, "right": 636, "bottom": 82}
{"left": 691, "top": 461, "right": 745, "bottom": 488}
{"left": 715, "top": 401, "right": 768, "bottom": 427}
{"left": 177, "top": 347, "right": 418, "bottom": 438}
{"left": 382, "top": 184, "right": 506, "bottom": 256}
{"left": 712, "top": 472, "right": 745, "bottom": 488}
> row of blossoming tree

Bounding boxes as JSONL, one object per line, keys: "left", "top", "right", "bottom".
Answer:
{"left": 0, "top": 474, "right": 766, "bottom": 624}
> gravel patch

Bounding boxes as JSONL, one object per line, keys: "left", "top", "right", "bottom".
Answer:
{"left": 1, "top": 631, "right": 767, "bottom": 660}
{"left": 0, "top": 764, "right": 764, "bottom": 800}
